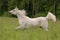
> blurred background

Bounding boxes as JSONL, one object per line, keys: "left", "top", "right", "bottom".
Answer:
{"left": 0, "top": 0, "right": 60, "bottom": 19}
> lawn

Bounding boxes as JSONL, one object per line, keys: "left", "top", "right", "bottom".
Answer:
{"left": 0, "top": 17, "right": 60, "bottom": 40}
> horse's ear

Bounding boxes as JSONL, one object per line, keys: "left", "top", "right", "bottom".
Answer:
{"left": 15, "top": 6, "right": 18, "bottom": 10}
{"left": 16, "top": 6, "right": 17, "bottom": 8}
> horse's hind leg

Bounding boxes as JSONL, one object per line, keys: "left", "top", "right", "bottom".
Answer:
{"left": 40, "top": 20, "right": 48, "bottom": 31}
{"left": 40, "top": 25, "right": 48, "bottom": 31}
{"left": 40, "top": 26, "right": 48, "bottom": 31}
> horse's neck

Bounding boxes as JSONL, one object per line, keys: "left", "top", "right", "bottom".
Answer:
{"left": 17, "top": 15, "right": 24, "bottom": 19}
{"left": 17, "top": 14, "right": 29, "bottom": 20}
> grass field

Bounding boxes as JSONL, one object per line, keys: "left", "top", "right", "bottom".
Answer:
{"left": 0, "top": 17, "right": 60, "bottom": 40}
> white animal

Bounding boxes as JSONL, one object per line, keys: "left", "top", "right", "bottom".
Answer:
{"left": 9, "top": 7, "right": 56, "bottom": 31}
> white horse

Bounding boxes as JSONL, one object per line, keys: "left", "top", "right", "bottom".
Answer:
{"left": 9, "top": 7, "right": 56, "bottom": 31}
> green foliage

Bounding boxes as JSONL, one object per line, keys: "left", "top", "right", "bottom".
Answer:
{"left": 34, "top": 12, "right": 47, "bottom": 18}
{"left": 0, "top": 0, "right": 60, "bottom": 19}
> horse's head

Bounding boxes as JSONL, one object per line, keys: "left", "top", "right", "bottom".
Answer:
{"left": 9, "top": 7, "right": 26, "bottom": 16}
{"left": 9, "top": 7, "right": 20, "bottom": 15}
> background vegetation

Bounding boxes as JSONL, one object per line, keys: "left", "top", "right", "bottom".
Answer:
{"left": 0, "top": 0, "right": 60, "bottom": 19}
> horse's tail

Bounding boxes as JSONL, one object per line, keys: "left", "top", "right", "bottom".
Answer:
{"left": 46, "top": 12, "right": 56, "bottom": 22}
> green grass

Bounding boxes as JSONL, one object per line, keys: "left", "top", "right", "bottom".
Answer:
{"left": 0, "top": 17, "right": 60, "bottom": 40}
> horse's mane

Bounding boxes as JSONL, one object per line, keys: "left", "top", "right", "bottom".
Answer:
{"left": 21, "top": 9, "right": 27, "bottom": 16}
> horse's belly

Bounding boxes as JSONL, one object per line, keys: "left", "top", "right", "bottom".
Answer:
{"left": 25, "top": 20, "right": 39, "bottom": 28}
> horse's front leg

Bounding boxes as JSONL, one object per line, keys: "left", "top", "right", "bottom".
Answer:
{"left": 15, "top": 26, "right": 21, "bottom": 30}
{"left": 15, "top": 25, "right": 25, "bottom": 30}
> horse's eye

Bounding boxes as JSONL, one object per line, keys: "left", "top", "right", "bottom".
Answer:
{"left": 13, "top": 10, "right": 15, "bottom": 11}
